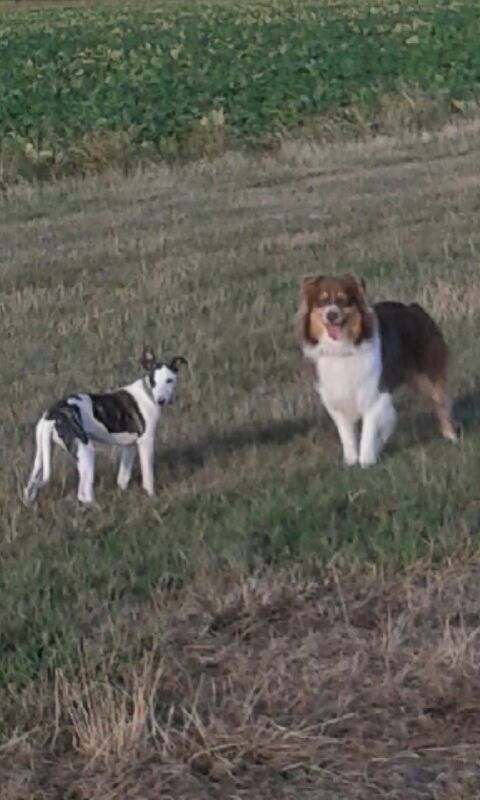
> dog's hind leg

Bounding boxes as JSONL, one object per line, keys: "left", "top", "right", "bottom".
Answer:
{"left": 24, "top": 416, "right": 55, "bottom": 502}
{"left": 413, "top": 375, "right": 457, "bottom": 443}
{"left": 76, "top": 441, "right": 95, "bottom": 504}
{"left": 433, "top": 385, "right": 457, "bottom": 442}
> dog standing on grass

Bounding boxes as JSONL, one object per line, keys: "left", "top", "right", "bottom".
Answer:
{"left": 24, "top": 347, "right": 187, "bottom": 505}
{"left": 298, "top": 274, "right": 457, "bottom": 467}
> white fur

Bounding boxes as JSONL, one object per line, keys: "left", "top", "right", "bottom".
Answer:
{"left": 24, "top": 365, "right": 178, "bottom": 505}
{"left": 303, "top": 328, "right": 396, "bottom": 467}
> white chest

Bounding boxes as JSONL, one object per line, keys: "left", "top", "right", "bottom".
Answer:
{"left": 311, "top": 337, "right": 382, "bottom": 422}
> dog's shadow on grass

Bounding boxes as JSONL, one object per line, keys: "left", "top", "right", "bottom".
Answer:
{"left": 159, "top": 414, "right": 319, "bottom": 482}
{"left": 453, "top": 385, "right": 480, "bottom": 432}
{"left": 159, "top": 382, "right": 480, "bottom": 484}
{"left": 135, "top": 384, "right": 480, "bottom": 487}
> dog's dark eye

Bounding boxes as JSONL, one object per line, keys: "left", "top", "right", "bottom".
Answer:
{"left": 166, "top": 378, "right": 174, "bottom": 384}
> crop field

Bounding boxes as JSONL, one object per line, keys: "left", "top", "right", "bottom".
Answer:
{"left": 1, "top": 0, "right": 480, "bottom": 180}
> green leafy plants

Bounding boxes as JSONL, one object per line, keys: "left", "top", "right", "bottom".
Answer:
{"left": 1, "top": 0, "right": 480, "bottom": 179}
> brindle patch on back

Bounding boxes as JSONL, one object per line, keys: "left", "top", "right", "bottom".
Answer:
{"left": 47, "top": 401, "right": 88, "bottom": 457}
{"left": 90, "top": 391, "right": 145, "bottom": 436}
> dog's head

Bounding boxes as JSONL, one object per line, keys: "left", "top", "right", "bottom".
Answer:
{"left": 140, "top": 346, "right": 188, "bottom": 406}
{"left": 298, "top": 274, "right": 374, "bottom": 347}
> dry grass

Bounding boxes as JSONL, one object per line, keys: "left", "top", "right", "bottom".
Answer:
{"left": 2, "top": 118, "right": 480, "bottom": 795}
{"left": 4, "top": 564, "right": 480, "bottom": 797}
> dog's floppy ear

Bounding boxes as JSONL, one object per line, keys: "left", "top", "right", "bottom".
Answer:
{"left": 344, "top": 274, "right": 374, "bottom": 343}
{"left": 355, "top": 275, "right": 367, "bottom": 295}
{"left": 300, "top": 274, "right": 322, "bottom": 296}
{"left": 297, "top": 275, "right": 323, "bottom": 344}
{"left": 141, "top": 345, "right": 156, "bottom": 372}
{"left": 343, "top": 274, "right": 368, "bottom": 304}
{"left": 169, "top": 356, "right": 188, "bottom": 373}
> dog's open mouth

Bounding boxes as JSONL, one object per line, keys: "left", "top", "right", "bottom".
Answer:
{"left": 326, "top": 322, "right": 343, "bottom": 341}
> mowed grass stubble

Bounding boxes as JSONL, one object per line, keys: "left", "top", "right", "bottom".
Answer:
{"left": 1, "top": 124, "right": 480, "bottom": 699}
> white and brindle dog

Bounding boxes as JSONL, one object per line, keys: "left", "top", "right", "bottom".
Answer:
{"left": 24, "top": 346, "right": 187, "bottom": 504}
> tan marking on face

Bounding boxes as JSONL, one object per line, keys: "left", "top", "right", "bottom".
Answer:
{"left": 346, "top": 307, "right": 363, "bottom": 342}
{"left": 308, "top": 307, "right": 325, "bottom": 341}
{"left": 298, "top": 273, "right": 374, "bottom": 345}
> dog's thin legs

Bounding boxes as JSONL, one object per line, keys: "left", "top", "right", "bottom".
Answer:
{"left": 328, "top": 410, "right": 358, "bottom": 466}
{"left": 76, "top": 441, "right": 95, "bottom": 504}
{"left": 117, "top": 445, "right": 136, "bottom": 490}
{"left": 24, "top": 417, "right": 55, "bottom": 502}
{"left": 24, "top": 421, "right": 45, "bottom": 502}
{"left": 360, "top": 393, "right": 396, "bottom": 467}
{"left": 137, "top": 437, "right": 155, "bottom": 496}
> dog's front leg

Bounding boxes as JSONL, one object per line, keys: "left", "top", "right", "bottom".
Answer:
{"left": 137, "top": 437, "right": 155, "bottom": 496}
{"left": 328, "top": 409, "right": 358, "bottom": 466}
{"left": 359, "top": 393, "right": 396, "bottom": 467}
{"left": 117, "top": 445, "right": 136, "bottom": 491}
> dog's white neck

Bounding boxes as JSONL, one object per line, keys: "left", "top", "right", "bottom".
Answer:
{"left": 141, "top": 375, "right": 156, "bottom": 403}
{"left": 303, "top": 338, "right": 360, "bottom": 361}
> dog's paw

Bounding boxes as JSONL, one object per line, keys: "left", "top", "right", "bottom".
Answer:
{"left": 443, "top": 429, "right": 459, "bottom": 444}
{"left": 23, "top": 487, "right": 35, "bottom": 505}
{"left": 77, "top": 493, "right": 96, "bottom": 505}
{"left": 359, "top": 457, "right": 378, "bottom": 469}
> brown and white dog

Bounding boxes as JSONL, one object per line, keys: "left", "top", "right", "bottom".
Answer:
{"left": 298, "top": 274, "right": 457, "bottom": 467}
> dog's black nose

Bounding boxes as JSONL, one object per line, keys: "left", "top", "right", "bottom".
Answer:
{"left": 326, "top": 308, "right": 339, "bottom": 323}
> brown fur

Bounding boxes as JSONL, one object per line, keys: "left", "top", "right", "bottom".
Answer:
{"left": 298, "top": 276, "right": 457, "bottom": 442}
{"left": 298, "top": 274, "right": 375, "bottom": 345}
{"left": 376, "top": 301, "right": 457, "bottom": 440}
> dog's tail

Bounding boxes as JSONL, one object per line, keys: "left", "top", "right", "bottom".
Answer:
{"left": 24, "top": 414, "right": 55, "bottom": 503}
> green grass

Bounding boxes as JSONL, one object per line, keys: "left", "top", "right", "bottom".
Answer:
{"left": 2, "top": 122, "right": 480, "bottom": 704}
{"left": 2, "top": 2, "right": 480, "bottom": 791}
{"left": 2, "top": 109, "right": 480, "bottom": 800}
{"left": 2, "top": 0, "right": 480, "bottom": 179}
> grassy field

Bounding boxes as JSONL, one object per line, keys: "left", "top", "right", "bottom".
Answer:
{"left": 1, "top": 0, "right": 480, "bottom": 181}
{"left": 2, "top": 118, "right": 480, "bottom": 796}
{"left": 2, "top": 0, "right": 480, "bottom": 794}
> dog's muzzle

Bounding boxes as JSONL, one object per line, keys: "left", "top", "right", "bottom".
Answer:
{"left": 323, "top": 304, "right": 345, "bottom": 341}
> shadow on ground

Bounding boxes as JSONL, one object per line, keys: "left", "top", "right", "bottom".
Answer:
{"left": 161, "top": 414, "right": 320, "bottom": 479}
{"left": 159, "top": 383, "right": 480, "bottom": 483}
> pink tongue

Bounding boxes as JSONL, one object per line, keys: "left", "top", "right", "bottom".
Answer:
{"left": 326, "top": 323, "right": 342, "bottom": 341}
